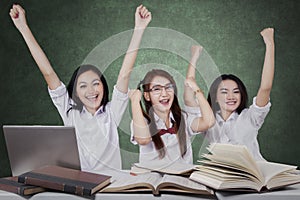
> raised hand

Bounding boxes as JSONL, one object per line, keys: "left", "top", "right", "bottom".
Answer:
{"left": 191, "top": 45, "right": 203, "bottom": 61}
{"left": 260, "top": 28, "right": 274, "bottom": 46}
{"left": 135, "top": 5, "right": 152, "bottom": 29}
{"left": 129, "top": 89, "right": 142, "bottom": 103}
{"left": 9, "top": 4, "right": 28, "bottom": 32}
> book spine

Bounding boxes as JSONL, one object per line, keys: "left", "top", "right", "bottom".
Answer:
{"left": 18, "top": 173, "right": 92, "bottom": 196}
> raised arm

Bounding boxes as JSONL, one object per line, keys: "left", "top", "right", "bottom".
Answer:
{"left": 185, "top": 78, "right": 215, "bottom": 132}
{"left": 10, "top": 4, "right": 61, "bottom": 90}
{"left": 256, "top": 28, "right": 275, "bottom": 107}
{"left": 129, "top": 89, "right": 151, "bottom": 145}
{"left": 184, "top": 45, "right": 203, "bottom": 107}
{"left": 116, "top": 5, "right": 151, "bottom": 93}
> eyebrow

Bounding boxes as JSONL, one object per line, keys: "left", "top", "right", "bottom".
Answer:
{"left": 78, "top": 79, "right": 100, "bottom": 84}
{"left": 219, "top": 87, "right": 239, "bottom": 91}
{"left": 151, "top": 82, "right": 172, "bottom": 87}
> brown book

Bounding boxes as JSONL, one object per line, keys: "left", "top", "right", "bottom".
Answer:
{"left": 18, "top": 165, "right": 111, "bottom": 196}
{"left": 0, "top": 177, "right": 45, "bottom": 196}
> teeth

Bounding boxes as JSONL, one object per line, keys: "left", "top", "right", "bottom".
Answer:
{"left": 226, "top": 101, "right": 236, "bottom": 105}
{"left": 160, "top": 99, "right": 169, "bottom": 103}
{"left": 87, "top": 95, "right": 97, "bottom": 99}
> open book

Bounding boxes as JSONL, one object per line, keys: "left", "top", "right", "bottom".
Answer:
{"left": 100, "top": 171, "right": 214, "bottom": 196}
{"left": 131, "top": 162, "right": 195, "bottom": 176}
{"left": 190, "top": 143, "right": 300, "bottom": 192}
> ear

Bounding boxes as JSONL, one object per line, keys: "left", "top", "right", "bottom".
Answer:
{"left": 144, "top": 92, "right": 150, "bottom": 101}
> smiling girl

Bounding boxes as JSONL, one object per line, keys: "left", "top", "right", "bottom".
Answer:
{"left": 129, "top": 47, "right": 215, "bottom": 166}
{"left": 10, "top": 4, "right": 151, "bottom": 172}
{"left": 192, "top": 28, "right": 275, "bottom": 160}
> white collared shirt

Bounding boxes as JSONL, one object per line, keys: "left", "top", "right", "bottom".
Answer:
{"left": 204, "top": 97, "right": 271, "bottom": 160}
{"left": 130, "top": 106, "right": 200, "bottom": 166}
{"left": 48, "top": 83, "right": 128, "bottom": 172}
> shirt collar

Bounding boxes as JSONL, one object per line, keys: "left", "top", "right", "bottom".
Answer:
{"left": 153, "top": 111, "right": 174, "bottom": 129}
{"left": 81, "top": 105, "right": 104, "bottom": 116}
{"left": 216, "top": 110, "right": 238, "bottom": 125}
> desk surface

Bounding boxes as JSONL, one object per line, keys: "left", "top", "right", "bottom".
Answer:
{"left": 0, "top": 190, "right": 216, "bottom": 200}
{"left": 216, "top": 183, "right": 300, "bottom": 200}
{"left": 1, "top": 184, "right": 300, "bottom": 200}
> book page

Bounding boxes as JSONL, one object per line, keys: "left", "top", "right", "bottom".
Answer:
{"left": 256, "top": 161, "right": 298, "bottom": 186}
{"left": 205, "top": 143, "right": 263, "bottom": 181}
{"left": 157, "top": 174, "right": 213, "bottom": 195}
{"left": 100, "top": 172, "right": 162, "bottom": 193}
{"left": 190, "top": 170, "right": 261, "bottom": 191}
{"left": 133, "top": 162, "right": 195, "bottom": 175}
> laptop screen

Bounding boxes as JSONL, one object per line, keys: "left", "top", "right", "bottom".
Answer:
{"left": 3, "top": 125, "right": 81, "bottom": 176}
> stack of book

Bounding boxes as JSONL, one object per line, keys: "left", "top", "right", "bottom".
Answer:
{"left": 190, "top": 143, "right": 300, "bottom": 192}
{"left": 1, "top": 165, "right": 111, "bottom": 197}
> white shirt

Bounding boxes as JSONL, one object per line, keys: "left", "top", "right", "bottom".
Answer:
{"left": 48, "top": 83, "right": 128, "bottom": 172}
{"left": 204, "top": 97, "right": 271, "bottom": 160}
{"left": 130, "top": 106, "right": 200, "bottom": 166}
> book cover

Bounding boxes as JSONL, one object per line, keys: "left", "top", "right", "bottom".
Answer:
{"left": 0, "top": 177, "right": 45, "bottom": 196}
{"left": 18, "top": 165, "right": 111, "bottom": 196}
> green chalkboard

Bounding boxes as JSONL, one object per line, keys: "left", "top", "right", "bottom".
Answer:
{"left": 0, "top": 0, "right": 299, "bottom": 177}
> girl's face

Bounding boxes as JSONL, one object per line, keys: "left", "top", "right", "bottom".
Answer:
{"left": 144, "top": 76, "right": 175, "bottom": 114}
{"left": 216, "top": 79, "right": 241, "bottom": 115}
{"left": 76, "top": 70, "right": 104, "bottom": 114}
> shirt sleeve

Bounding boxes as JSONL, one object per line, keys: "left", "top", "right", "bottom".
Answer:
{"left": 109, "top": 85, "right": 129, "bottom": 126}
{"left": 247, "top": 96, "right": 271, "bottom": 129}
{"left": 130, "top": 120, "right": 138, "bottom": 145}
{"left": 183, "top": 105, "right": 202, "bottom": 136}
{"left": 48, "top": 82, "right": 72, "bottom": 125}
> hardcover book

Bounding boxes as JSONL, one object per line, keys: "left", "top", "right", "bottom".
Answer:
{"left": 18, "top": 165, "right": 111, "bottom": 196}
{"left": 0, "top": 176, "right": 45, "bottom": 196}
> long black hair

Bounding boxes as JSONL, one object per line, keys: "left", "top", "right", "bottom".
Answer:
{"left": 66, "top": 64, "right": 109, "bottom": 113}
{"left": 207, "top": 74, "right": 248, "bottom": 114}
{"left": 138, "top": 69, "right": 187, "bottom": 159}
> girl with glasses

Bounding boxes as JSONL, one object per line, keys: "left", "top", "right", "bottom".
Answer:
{"left": 129, "top": 47, "right": 215, "bottom": 166}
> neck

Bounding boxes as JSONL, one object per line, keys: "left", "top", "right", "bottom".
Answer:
{"left": 85, "top": 106, "right": 100, "bottom": 116}
{"left": 154, "top": 110, "right": 171, "bottom": 128}
{"left": 220, "top": 110, "right": 233, "bottom": 121}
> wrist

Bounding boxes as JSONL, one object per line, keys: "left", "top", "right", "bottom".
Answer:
{"left": 194, "top": 88, "right": 203, "bottom": 96}
{"left": 134, "top": 26, "right": 146, "bottom": 31}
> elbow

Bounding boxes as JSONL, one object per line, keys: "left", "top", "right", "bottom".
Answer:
{"left": 134, "top": 137, "right": 152, "bottom": 145}
{"left": 207, "top": 116, "right": 216, "bottom": 128}
{"left": 194, "top": 116, "right": 215, "bottom": 132}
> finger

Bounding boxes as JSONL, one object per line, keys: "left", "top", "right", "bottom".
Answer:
{"left": 10, "top": 8, "right": 18, "bottom": 18}
{"left": 141, "top": 8, "right": 148, "bottom": 18}
{"left": 136, "top": 4, "right": 143, "bottom": 12}
{"left": 15, "top": 4, "right": 25, "bottom": 15}
{"left": 146, "top": 12, "right": 151, "bottom": 19}
{"left": 139, "top": 6, "right": 146, "bottom": 18}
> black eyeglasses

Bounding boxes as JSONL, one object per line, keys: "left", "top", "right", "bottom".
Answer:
{"left": 147, "top": 83, "right": 175, "bottom": 95}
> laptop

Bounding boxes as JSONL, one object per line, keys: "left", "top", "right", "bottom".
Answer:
{"left": 3, "top": 125, "right": 81, "bottom": 176}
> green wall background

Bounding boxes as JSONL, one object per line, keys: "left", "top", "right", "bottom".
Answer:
{"left": 0, "top": 0, "right": 299, "bottom": 177}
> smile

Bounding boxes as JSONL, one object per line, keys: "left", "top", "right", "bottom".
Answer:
{"left": 159, "top": 99, "right": 170, "bottom": 105}
{"left": 86, "top": 94, "right": 98, "bottom": 100}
